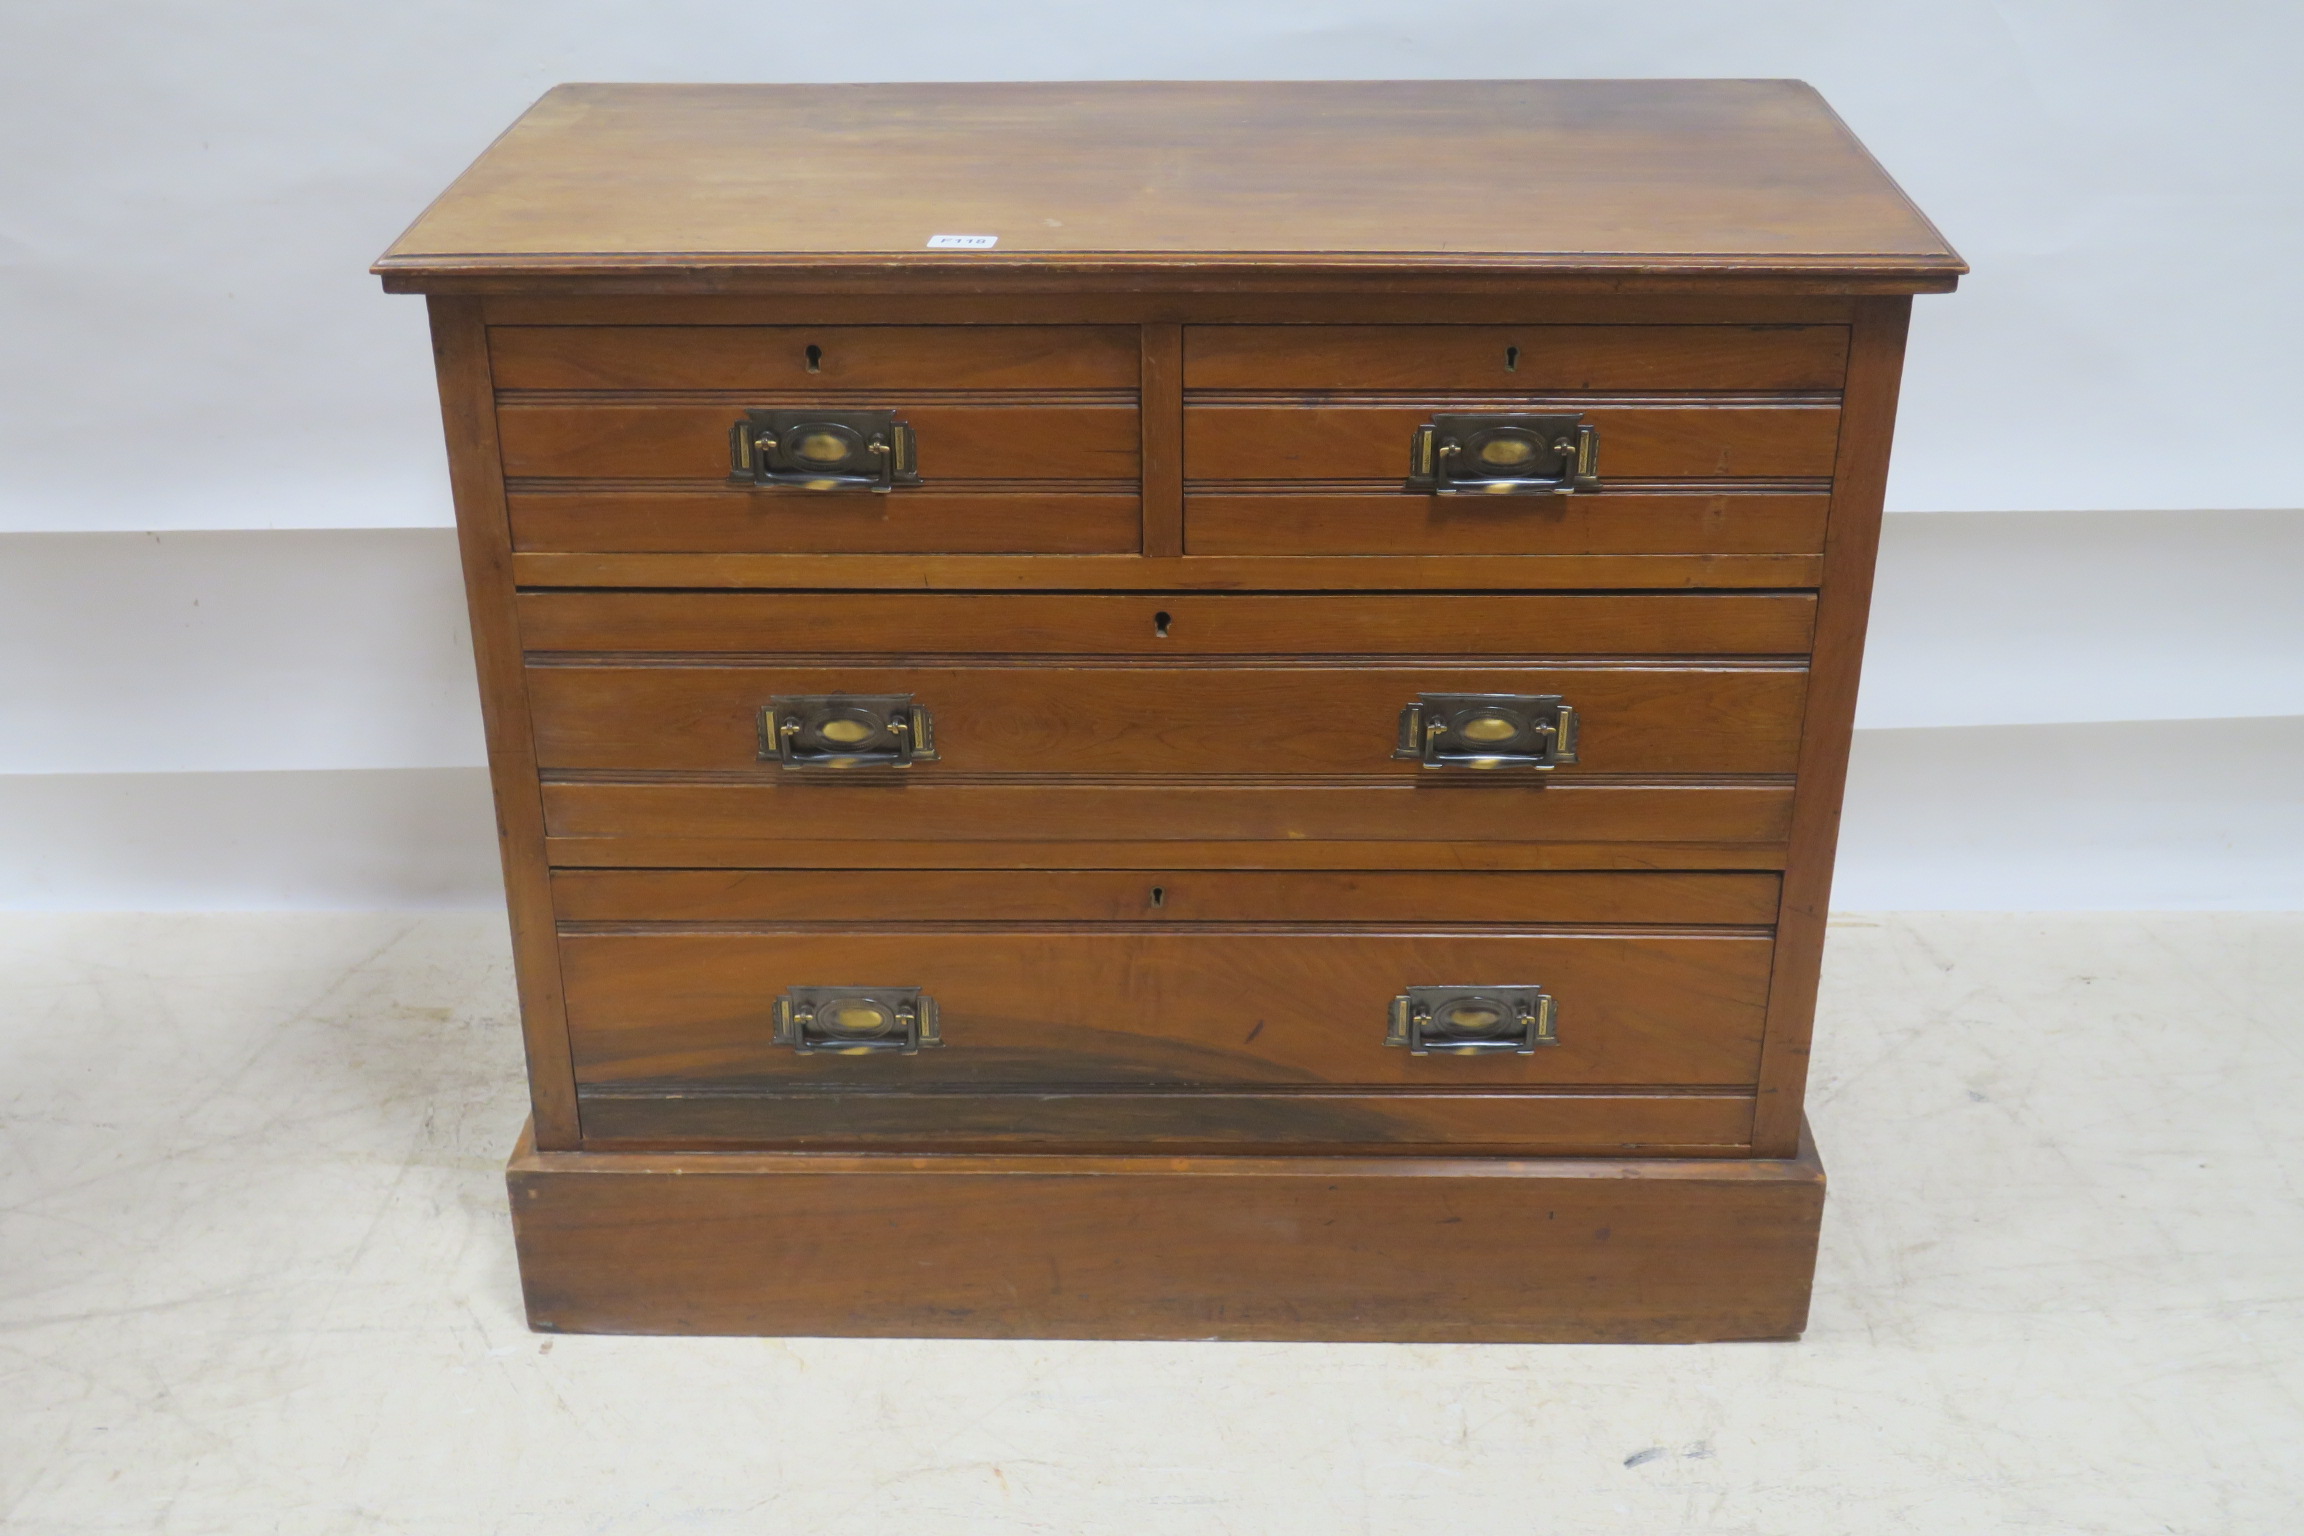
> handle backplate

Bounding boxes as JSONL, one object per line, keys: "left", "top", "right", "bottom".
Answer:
{"left": 729, "top": 408, "right": 921, "bottom": 492}
{"left": 1407, "top": 413, "right": 1599, "bottom": 496}
{"left": 774, "top": 986, "right": 942, "bottom": 1054}
{"left": 1395, "top": 692, "right": 1579, "bottom": 772}
{"left": 1387, "top": 986, "right": 1558, "bottom": 1055}
{"left": 761, "top": 694, "right": 938, "bottom": 770}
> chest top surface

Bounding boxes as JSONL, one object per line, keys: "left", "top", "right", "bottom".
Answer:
{"left": 374, "top": 80, "right": 1962, "bottom": 289}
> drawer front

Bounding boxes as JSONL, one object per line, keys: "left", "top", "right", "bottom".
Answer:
{"left": 498, "top": 401, "right": 1139, "bottom": 482}
{"left": 1184, "top": 401, "right": 1839, "bottom": 482}
{"left": 492, "top": 323, "right": 1141, "bottom": 555}
{"left": 518, "top": 591, "right": 1817, "bottom": 656}
{"left": 491, "top": 325, "right": 1141, "bottom": 391}
{"left": 559, "top": 871, "right": 1773, "bottom": 1149}
{"left": 526, "top": 662, "right": 1806, "bottom": 776}
{"left": 560, "top": 930, "right": 1773, "bottom": 1090}
{"left": 1183, "top": 322, "right": 1840, "bottom": 559}
{"left": 541, "top": 779, "right": 1795, "bottom": 851}
{"left": 1182, "top": 325, "right": 1849, "bottom": 392}
{"left": 552, "top": 869, "right": 1784, "bottom": 926}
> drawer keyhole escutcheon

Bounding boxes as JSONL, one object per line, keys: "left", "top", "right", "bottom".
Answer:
{"left": 1149, "top": 885, "right": 1166, "bottom": 909}
{"left": 761, "top": 694, "right": 939, "bottom": 770}
{"left": 1153, "top": 610, "right": 1172, "bottom": 638}
{"left": 729, "top": 408, "right": 920, "bottom": 492}
{"left": 1504, "top": 344, "right": 1519, "bottom": 372}
{"left": 774, "top": 986, "right": 942, "bottom": 1055}
{"left": 1387, "top": 986, "right": 1558, "bottom": 1055}
{"left": 804, "top": 343, "right": 822, "bottom": 373}
{"left": 1407, "top": 412, "right": 1598, "bottom": 496}
{"left": 1395, "top": 692, "right": 1579, "bottom": 771}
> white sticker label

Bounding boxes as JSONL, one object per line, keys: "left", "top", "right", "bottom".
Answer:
{"left": 925, "top": 233, "right": 999, "bottom": 250}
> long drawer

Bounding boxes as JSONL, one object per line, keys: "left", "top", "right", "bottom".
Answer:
{"left": 562, "top": 929, "right": 1772, "bottom": 1088}
{"left": 526, "top": 661, "right": 1807, "bottom": 777}
{"left": 518, "top": 590, "right": 1818, "bottom": 655}
{"left": 552, "top": 869, "right": 1784, "bottom": 925}
{"left": 556, "top": 871, "right": 1777, "bottom": 1152}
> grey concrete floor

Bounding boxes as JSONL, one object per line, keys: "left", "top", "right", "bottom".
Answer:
{"left": 3, "top": 912, "right": 2299, "bottom": 1533}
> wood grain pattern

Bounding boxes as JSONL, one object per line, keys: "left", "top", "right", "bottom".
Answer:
{"left": 1185, "top": 489, "right": 1829, "bottom": 557}
{"left": 1184, "top": 325, "right": 1849, "bottom": 391}
{"left": 1186, "top": 401, "right": 1841, "bottom": 481}
{"left": 376, "top": 82, "right": 1962, "bottom": 284}
{"left": 1140, "top": 323, "right": 1186, "bottom": 557}
{"left": 490, "top": 325, "right": 1139, "bottom": 390}
{"left": 497, "top": 401, "right": 1139, "bottom": 481}
{"left": 574, "top": 1086, "right": 1756, "bottom": 1152}
{"left": 506, "top": 1124, "right": 1828, "bottom": 1341}
{"left": 550, "top": 868, "right": 1784, "bottom": 925}
{"left": 426, "top": 298, "right": 583, "bottom": 1150}
{"left": 525, "top": 662, "right": 1808, "bottom": 777}
{"left": 538, "top": 779, "right": 1797, "bottom": 849}
{"left": 511, "top": 550, "right": 1828, "bottom": 591}
{"left": 1752, "top": 295, "right": 1913, "bottom": 1156}
{"left": 480, "top": 294, "right": 1864, "bottom": 327}
{"left": 559, "top": 929, "right": 1774, "bottom": 1088}
{"left": 516, "top": 591, "right": 1817, "bottom": 656}
{"left": 505, "top": 487, "right": 1138, "bottom": 555}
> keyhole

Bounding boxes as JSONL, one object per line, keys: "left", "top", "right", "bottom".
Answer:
{"left": 804, "top": 344, "right": 823, "bottom": 373}
{"left": 1504, "top": 345, "right": 1520, "bottom": 372}
{"left": 1149, "top": 886, "right": 1166, "bottom": 909}
{"left": 1153, "top": 610, "right": 1172, "bottom": 638}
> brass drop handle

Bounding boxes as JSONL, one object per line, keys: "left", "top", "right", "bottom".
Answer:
{"left": 729, "top": 408, "right": 921, "bottom": 492}
{"left": 761, "top": 694, "right": 938, "bottom": 770}
{"left": 774, "top": 986, "right": 942, "bottom": 1055}
{"left": 1407, "top": 412, "right": 1598, "bottom": 495}
{"left": 1387, "top": 986, "right": 1558, "bottom": 1055}
{"left": 1394, "top": 692, "right": 1578, "bottom": 771}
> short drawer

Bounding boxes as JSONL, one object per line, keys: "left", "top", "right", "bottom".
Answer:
{"left": 491, "top": 325, "right": 1141, "bottom": 391}
{"left": 560, "top": 927, "right": 1773, "bottom": 1095}
{"left": 497, "top": 400, "right": 1139, "bottom": 482}
{"left": 1183, "top": 325, "right": 1849, "bottom": 392}
{"left": 1183, "top": 400, "right": 1840, "bottom": 482}
{"left": 496, "top": 359, "right": 1143, "bottom": 550}
{"left": 517, "top": 590, "right": 1818, "bottom": 656}
{"left": 525, "top": 661, "right": 1807, "bottom": 776}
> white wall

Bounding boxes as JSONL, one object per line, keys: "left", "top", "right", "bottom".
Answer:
{"left": 2, "top": 1, "right": 2298, "bottom": 908}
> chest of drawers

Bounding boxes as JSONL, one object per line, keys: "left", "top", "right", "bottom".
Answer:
{"left": 378, "top": 79, "right": 1960, "bottom": 1341}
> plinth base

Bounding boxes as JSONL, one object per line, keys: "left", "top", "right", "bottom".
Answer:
{"left": 507, "top": 1125, "right": 1825, "bottom": 1342}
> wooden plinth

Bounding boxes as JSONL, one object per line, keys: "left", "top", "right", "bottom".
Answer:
{"left": 506, "top": 1124, "right": 1825, "bottom": 1342}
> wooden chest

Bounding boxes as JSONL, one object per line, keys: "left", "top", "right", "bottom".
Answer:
{"left": 377, "top": 80, "right": 1960, "bottom": 1341}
